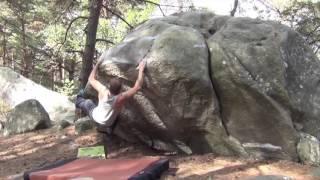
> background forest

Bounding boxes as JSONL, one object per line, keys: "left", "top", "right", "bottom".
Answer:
{"left": 0, "top": 0, "right": 319, "bottom": 96}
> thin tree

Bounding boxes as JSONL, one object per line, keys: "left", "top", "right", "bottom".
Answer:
{"left": 1, "top": 23, "right": 7, "bottom": 66}
{"left": 79, "top": 0, "right": 103, "bottom": 89}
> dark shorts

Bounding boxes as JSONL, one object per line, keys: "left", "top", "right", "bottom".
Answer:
{"left": 75, "top": 96, "right": 97, "bottom": 120}
{"left": 75, "top": 95, "right": 119, "bottom": 134}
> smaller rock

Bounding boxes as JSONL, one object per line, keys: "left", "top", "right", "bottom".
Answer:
{"left": 0, "top": 67, "right": 76, "bottom": 123}
{"left": 75, "top": 117, "right": 95, "bottom": 134}
{"left": 60, "top": 135, "right": 68, "bottom": 139}
{"left": 311, "top": 167, "right": 320, "bottom": 177}
{"left": 297, "top": 133, "right": 320, "bottom": 166}
{"left": 226, "top": 136, "right": 249, "bottom": 157}
{"left": 0, "top": 121, "right": 3, "bottom": 131}
{"left": 152, "top": 139, "right": 179, "bottom": 152}
{"left": 58, "top": 120, "right": 72, "bottom": 129}
{"left": 2, "top": 99, "right": 51, "bottom": 136}
{"left": 7, "top": 173, "right": 23, "bottom": 180}
{"left": 173, "top": 140, "right": 192, "bottom": 155}
{"left": 242, "top": 142, "right": 287, "bottom": 160}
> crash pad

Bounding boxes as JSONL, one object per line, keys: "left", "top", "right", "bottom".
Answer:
{"left": 24, "top": 156, "right": 169, "bottom": 180}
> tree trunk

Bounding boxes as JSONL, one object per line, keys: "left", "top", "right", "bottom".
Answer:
{"left": 79, "top": 0, "right": 103, "bottom": 89}
{"left": 230, "top": 0, "right": 239, "bottom": 16}
{"left": 20, "top": 15, "right": 32, "bottom": 78}
{"left": 68, "top": 60, "right": 75, "bottom": 81}
{"left": 51, "top": 70, "right": 55, "bottom": 90}
{"left": 57, "top": 58, "right": 64, "bottom": 83}
{"left": 2, "top": 23, "right": 7, "bottom": 66}
{"left": 11, "top": 49, "right": 15, "bottom": 70}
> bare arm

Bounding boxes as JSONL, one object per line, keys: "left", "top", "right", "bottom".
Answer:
{"left": 88, "top": 63, "right": 106, "bottom": 96}
{"left": 118, "top": 61, "right": 146, "bottom": 102}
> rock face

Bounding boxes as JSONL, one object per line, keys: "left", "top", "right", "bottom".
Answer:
{"left": 2, "top": 99, "right": 51, "bottom": 136}
{"left": 87, "top": 11, "right": 320, "bottom": 160}
{"left": 208, "top": 16, "right": 320, "bottom": 160}
{"left": 208, "top": 17, "right": 300, "bottom": 160}
{"left": 0, "top": 67, "right": 75, "bottom": 123}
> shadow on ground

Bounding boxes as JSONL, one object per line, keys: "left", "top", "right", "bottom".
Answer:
{"left": 0, "top": 126, "right": 317, "bottom": 180}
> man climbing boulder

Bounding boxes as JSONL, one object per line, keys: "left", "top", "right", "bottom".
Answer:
{"left": 75, "top": 60, "right": 146, "bottom": 134}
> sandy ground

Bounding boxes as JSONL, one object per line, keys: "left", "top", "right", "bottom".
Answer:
{"left": 0, "top": 126, "right": 319, "bottom": 180}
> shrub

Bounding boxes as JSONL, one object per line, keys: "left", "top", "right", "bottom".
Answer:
{"left": 55, "top": 79, "right": 77, "bottom": 97}
{"left": 0, "top": 99, "right": 11, "bottom": 122}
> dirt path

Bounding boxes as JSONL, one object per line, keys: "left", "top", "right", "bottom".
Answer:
{"left": 0, "top": 127, "right": 318, "bottom": 180}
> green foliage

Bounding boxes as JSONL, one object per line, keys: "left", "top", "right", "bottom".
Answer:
{"left": 250, "top": 0, "right": 320, "bottom": 55}
{"left": 0, "top": 99, "right": 11, "bottom": 119}
{"left": 96, "top": 0, "right": 159, "bottom": 46}
{"left": 55, "top": 79, "right": 76, "bottom": 96}
{"left": 125, "top": 0, "right": 159, "bottom": 26}
{"left": 1, "top": 0, "right": 158, "bottom": 91}
{"left": 77, "top": 146, "right": 105, "bottom": 158}
{"left": 280, "top": 1, "right": 320, "bottom": 53}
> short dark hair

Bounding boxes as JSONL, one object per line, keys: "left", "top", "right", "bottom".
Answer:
{"left": 109, "top": 78, "right": 122, "bottom": 95}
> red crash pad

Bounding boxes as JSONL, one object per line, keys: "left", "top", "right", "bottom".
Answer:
{"left": 27, "top": 157, "right": 168, "bottom": 180}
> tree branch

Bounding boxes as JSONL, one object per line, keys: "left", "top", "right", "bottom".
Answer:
{"left": 314, "top": 46, "right": 319, "bottom": 54}
{"left": 140, "top": 0, "right": 165, "bottom": 16}
{"left": 61, "top": 16, "right": 88, "bottom": 45}
{"left": 96, "top": 38, "right": 115, "bottom": 44}
{"left": 28, "top": 44, "right": 54, "bottom": 58}
{"left": 308, "top": 38, "right": 320, "bottom": 45}
{"left": 54, "top": 1, "right": 76, "bottom": 24}
{"left": 102, "top": 5, "right": 134, "bottom": 29}
{"left": 230, "top": 0, "right": 238, "bottom": 16}
{"left": 65, "top": 49, "right": 83, "bottom": 54}
{"left": 305, "top": 24, "right": 320, "bottom": 38}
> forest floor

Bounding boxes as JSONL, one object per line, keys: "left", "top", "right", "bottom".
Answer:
{"left": 0, "top": 126, "right": 319, "bottom": 180}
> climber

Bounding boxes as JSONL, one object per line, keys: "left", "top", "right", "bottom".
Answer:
{"left": 75, "top": 60, "right": 146, "bottom": 134}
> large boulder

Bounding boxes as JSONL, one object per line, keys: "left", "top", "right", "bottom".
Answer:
{"left": 90, "top": 12, "right": 243, "bottom": 155}
{"left": 2, "top": 99, "right": 51, "bottom": 136}
{"left": 86, "top": 11, "right": 320, "bottom": 160}
{"left": 0, "top": 67, "right": 75, "bottom": 123}
{"left": 208, "top": 17, "right": 300, "bottom": 160}
{"left": 208, "top": 16, "right": 320, "bottom": 160}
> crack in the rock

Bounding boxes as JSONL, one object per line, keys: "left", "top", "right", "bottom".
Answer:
{"left": 204, "top": 39, "right": 230, "bottom": 136}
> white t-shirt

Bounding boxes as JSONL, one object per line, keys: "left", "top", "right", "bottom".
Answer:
{"left": 92, "top": 94, "right": 120, "bottom": 126}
